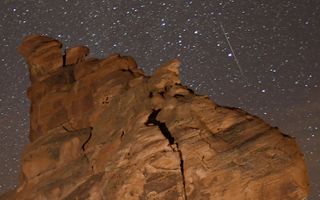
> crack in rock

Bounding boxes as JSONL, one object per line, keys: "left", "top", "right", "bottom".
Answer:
{"left": 62, "top": 49, "right": 67, "bottom": 66}
{"left": 81, "top": 127, "right": 93, "bottom": 152}
{"left": 58, "top": 125, "right": 93, "bottom": 170}
{"left": 145, "top": 109, "right": 188, "bottom": 200}
{"left": 60, "top": 125, "right": 93, "bottom": 152}
{"left": 75, "top": 127, "right": 94, "bottom": 172}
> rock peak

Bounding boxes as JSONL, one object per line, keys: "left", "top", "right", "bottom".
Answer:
{"left": 1, "top": 35, "right": 309, "bottom": 199}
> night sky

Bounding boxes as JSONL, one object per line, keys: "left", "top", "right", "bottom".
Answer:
{"left": 0, "top": 0, "right": 319, "bottom": 198}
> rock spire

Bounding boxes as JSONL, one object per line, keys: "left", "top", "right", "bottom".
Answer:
{"left": 0, "top": 35, "right": 309, "bottom": 199}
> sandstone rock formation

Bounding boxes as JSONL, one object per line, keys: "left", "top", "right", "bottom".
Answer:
{"left": 0, "top": 35, "right": 309, "bottom": 199}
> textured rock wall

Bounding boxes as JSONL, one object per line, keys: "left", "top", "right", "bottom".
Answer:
{"left": 0, "top": 35, "right": 309, "bottom": 199}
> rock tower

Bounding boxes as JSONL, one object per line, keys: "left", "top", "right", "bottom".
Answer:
{"left": 0, "top": 35, "right": 309, "bottom": 199}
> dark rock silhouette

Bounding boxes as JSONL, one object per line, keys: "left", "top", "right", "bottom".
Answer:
{"left": 0, "top": 35, "right": 309, "bottom": 199}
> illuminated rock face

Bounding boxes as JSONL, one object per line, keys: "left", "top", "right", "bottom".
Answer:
{"left": 0, "top": 35, "right": 309, "bottom": 200}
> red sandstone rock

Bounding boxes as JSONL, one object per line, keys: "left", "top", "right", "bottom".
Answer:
{"left": 18, "top": 35, "right": 64, "bottom": 82}
{"left": 0, "top": 35, "right": 309, "bottom": 199}
{"left": 65, "top": 46, "right": 89, "bottom": 66}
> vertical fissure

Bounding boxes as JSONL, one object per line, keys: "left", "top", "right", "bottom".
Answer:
{"left": 62, "top": 49, "right": 67, "bottom": 66}
{"left": 81, "top": 127, "right": 93, "bottom": 152}
{"left": 81, "top": 127, "right": 93, "bottom": 172}
{"left": 145, "top": 109, "right": 187, "bottom": 199}
{"left": 60, "top": 125, "right": 94, "bottom": 171}
{"left": 178, "top": 145, "right": 187, "bottom": 200}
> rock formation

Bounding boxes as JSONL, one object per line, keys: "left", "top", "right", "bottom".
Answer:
{"left": 0, "top": 35, "right": 309, "bottom": 199}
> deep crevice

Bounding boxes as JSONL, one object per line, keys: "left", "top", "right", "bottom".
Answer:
{"left": 121, "top": 131, "right": 125, "bottom": 140}
{"left": 60, "top": 125, "right": 94, "bottom": 172}
{"left": 81, "top": 127, "right": 93, "bottom": 151}
{"left": 145, "top": 109, "right": 187, "bottom": 199}
{"left": 81, "top": 127, "right": 93, "bottom": 172}
{"left": 62, "top": 49, "right": 67, "bottom": 66}
{"left": 145, "top": 109, "right": 161, "bottom": 126}
{"left": 178, "top": 145, "right": 188, "bottom": 200}
{"left": 145, "top": 109, "right": 174, "bottom": 145}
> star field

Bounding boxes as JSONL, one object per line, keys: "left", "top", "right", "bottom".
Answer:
{"left": 0, "top": 0, "right": 319, "bottom": 198}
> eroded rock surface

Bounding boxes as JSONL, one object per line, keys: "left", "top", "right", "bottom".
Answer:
{"left": 1, "top": 35, "right": 309, "bottom": 199}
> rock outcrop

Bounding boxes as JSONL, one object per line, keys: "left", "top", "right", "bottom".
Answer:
{"left": 1, "top": 35, "right": 309, "bottom": 199}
